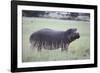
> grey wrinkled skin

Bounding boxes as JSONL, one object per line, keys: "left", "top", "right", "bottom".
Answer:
{"left": 30, "top": 28, "right": 80, "bottom": 51}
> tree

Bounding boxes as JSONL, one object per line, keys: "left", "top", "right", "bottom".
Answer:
{"left": 70, "top": 12, "right": 79, "bottom": 19}
{"left": 22, "top": 10, "right": 45, "bottom": 17}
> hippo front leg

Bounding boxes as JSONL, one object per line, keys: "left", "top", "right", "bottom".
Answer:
{"left": 61, "top": 44, "right": 69, "bottom": 51}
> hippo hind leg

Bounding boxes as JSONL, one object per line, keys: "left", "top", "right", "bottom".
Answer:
{"left": 37, "top": 41, "right": 42, "bottom": 51}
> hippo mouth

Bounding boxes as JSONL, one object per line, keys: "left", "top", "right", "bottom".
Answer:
{"left": 76, "top": 33, "right": 80, "bottom": 38}
{"left": 74, "top": 29, "right": 80, "bottom": 39}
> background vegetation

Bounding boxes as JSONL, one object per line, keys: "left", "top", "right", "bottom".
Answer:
{"left": 22, "top": 17, "right": 90, "bottom": 62}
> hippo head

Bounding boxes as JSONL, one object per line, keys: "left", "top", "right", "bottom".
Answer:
{"left": 65, "top": 28, "right": 80, "bottom": 43}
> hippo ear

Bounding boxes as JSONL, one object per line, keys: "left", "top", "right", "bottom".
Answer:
{"left": 73, "top": 28, "right": 77, "bottom": 31}
{"left": 66, "top": 28, "right": 77, "bottom": 33}
{"left": 66, "top": 29, "right": 73, "bottom": 34}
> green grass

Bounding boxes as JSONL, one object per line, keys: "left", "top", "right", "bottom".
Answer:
{"left": 22, "top": 17, "right": 90, "bottom": 62}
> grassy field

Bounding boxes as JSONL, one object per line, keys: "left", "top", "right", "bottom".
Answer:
{"left": 22, "top": 17, "right": 90, "bottom": 62}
